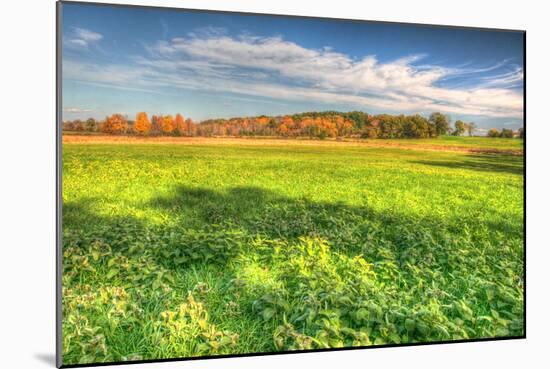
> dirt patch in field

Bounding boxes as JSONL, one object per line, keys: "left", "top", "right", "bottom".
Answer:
{"left": 62, "top": 135, "right": 524, "bottom": 156}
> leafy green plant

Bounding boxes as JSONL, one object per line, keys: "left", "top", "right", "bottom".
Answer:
{"left": 154, "top": 294, "right": 239, "bottom": 356}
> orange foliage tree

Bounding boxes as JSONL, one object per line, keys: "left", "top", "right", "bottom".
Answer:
{"left": 308, "top": 117, "right": 337, "bottom": 139}
{"left": 299, "top": 116, "right": 314, "bottom": 134}
{"left": 161, "top": 115, "right": 175, "bottom": 134}
{"left": 257, "top": 116, "right": 270, "bottom": 126}
{"left": 278, "top": 115, "right": 294, "bottom": 136}
{"left": 334, "top": 115, "right": 354, "bottom": 136}
{"left": 228, "top": 122, "right": 240, "bottom": 136}
{"left": 101, "top": 114, "right": 128, "bottom": 134}
{"left": 134, "top": 112, "right": 151, "bottom": 136}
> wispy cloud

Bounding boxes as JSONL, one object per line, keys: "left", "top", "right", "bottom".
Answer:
{"left": 477, "top": 67, "right": 524, "bottom": 89}
{"left": 63, "top": 107, "right": 92, "bottom": 113}
{"left": 65, "top": 27, "right": 103, "bottom": 49}
{"left": 63, "top": 32, "right": 524, "bottom": 120}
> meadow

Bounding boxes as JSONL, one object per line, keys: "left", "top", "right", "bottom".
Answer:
{"left": 61, "top": 136, "right": 524, "bottom": 365}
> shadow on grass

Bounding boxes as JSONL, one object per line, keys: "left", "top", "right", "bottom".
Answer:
{"left": 148, "top": 185, "right": 523, "bottom": 250}
{"left": 63, "top": 183, "right": 523, "bottom": 267}
{"left": 411, "top": 153, "right": 524, "bottom": 176}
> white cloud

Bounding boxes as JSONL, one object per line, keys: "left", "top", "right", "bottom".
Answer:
{"left": 74, "top": 28, "right": 103, "bottom": 42}
{"left": 63, "top": 107, "right": 92, "bottom": 113}
{"left": 63, "top": 32, "right": 524, "bottom": 120}
{"left": 65, "top": 27, "right": 103, "bottom": 49}
{"left": 478, "top": 67, "right": 524, "bottom": 88}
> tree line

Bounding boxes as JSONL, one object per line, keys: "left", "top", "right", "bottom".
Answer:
{"left": 487, "top": 127, "right": 524, "bottom": 138}
{"left": 62, "top": 111, "right": 523, "bottom": 139}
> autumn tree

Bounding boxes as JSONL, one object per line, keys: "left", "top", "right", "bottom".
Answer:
{"left": 175, "top": 113, "right": 185, "bottom": 136}
{"left": 361, "top": 119, "right": 380, "bottom": 139}
{"left": 299, "top": 116, "right": 314, "bottom": 136}
{"left": 229, "top": 125, "right": 240, "bottom": 136}
{"left": 185, "top": 118, "right": 196, "bottom": 136}
{"left": 100, "top": 114, "right": 128, "bottom": 134}
{"left": 309, "top": 117, "right": 337, "bottom": 139}
{"left": 161, "top": 115, "right": 175, "bottom": 135}
{"left": 63, "top": 121, "right": 75, "bottom": 131}
{"left": 257, "top": 116, "right": 270, "bottom": 126}
{"left": 334, "top": 115, "right": 354, "bottom": 136}
{"left": 149, "top": 114, "right": 161, "bottom": 136}
{"left": 73, "top": 119, "right": 85, "bottom": 132}
{"left": 134, "top": 112, "right": 151, "bottom": 136}
{"left": 278, "top": 115, "right": 294, "bottom": 136}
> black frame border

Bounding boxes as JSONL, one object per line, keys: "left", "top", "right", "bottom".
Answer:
{"left": 55, "top": 1, "right": 527, "bottom": 368}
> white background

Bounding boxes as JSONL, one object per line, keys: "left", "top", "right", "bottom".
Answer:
{"left": 0, "top": 0, "right": 548, "bottom": 368}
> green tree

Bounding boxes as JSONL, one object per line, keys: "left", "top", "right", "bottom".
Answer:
{"left": 487, "top": 128, "right": 500, "bottom": 138}
{"left": 500, "top": 128, "right": 514, "bottom": 138}
{"left": 466, "top": 122, "right": 476, "bottom": 136}
{"left": 429, "top": 112, "right": 450, "bottom": 136}
{"left": 85, "top": 118, "right": 97, "bottom": 132}
{"left": 344, "top": 111, "right": 369, "bottom": 129}
{"left": 453, "top": 120, "right": 466, "bottom": 136}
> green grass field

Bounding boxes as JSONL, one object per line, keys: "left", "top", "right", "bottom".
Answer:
{"left": 370, "top": 136, "right": 523, "bottom": 150}
{"left": 61, "top": 137, "right": 524, "bottom": 365}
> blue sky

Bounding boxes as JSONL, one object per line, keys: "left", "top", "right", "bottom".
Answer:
{"left": 62, "top": 3, "right": 524, "bottom": 131}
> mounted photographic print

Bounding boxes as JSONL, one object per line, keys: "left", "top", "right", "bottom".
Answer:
{"left": 57, "top": 0, "right": 525, "bottom": 367}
